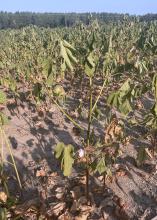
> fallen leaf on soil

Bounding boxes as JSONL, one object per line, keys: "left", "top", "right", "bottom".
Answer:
{"left": 70, "top": 186, "right": 84, "bottom": 200}
{"left": 70, "top": 111, "right": 79, "bottom": 118}
{"left": 78, "top": 196, "right": 87, "bottom": 205}
{"left": 55, "top": 187, "right": 64, "bottom": 199}
{"left": 49, "top": 106, "right": 56, "bottom": 113}
{"left": 75, "top": 205, "right": 94, "bottom": 220}
{"left": 116, "top": 169, "right": 127, "bottom": 177}
{"left": 136, "top": 100, "right": 143, "bottom": 109}
{"left": 15, "top": 198, "right": 40, "bottom": 215}
{"left": 48, "top": 202, "right": 66, "bottom": 217}
{"left": 50, "top": 172, "right": 58, "bottom": 177}
{"left": 85, "top": 146, "right": 95, "bottom": 154}
{"left": 7, "top": 99, "right": 16, "bottom": 104}
{"left": 36, "top": 169, "right": 46, "bottom": 177}
{"left": 102, "top": 211, "right": 111, "bottom": 219}
{"left": 58, "top": 211, "right": 72, "bottom": 220}
{"left": 77, "top": 157, "right": 86, "bottom": 164}
{"left": 145, "top": 148, "right": 154, "bottom": 159}
{"left": 79, "top": 176, "right": 86, "bottom": 185}
{"left": 116, "top": 197, "right": 126, "bottom": 209}
{"left": 75, "top": 213, "right": 89, "bottom": 220}
{"left": 100, "top": 197, "right": 115, "bottom": 208}
{"left": 70, "top": 200, "right": 79, "bottom": 213}
{"left": 35, "top": 121, "right": 43, "bottom": 127}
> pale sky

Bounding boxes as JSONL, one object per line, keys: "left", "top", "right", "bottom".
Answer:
{"left": 1, "top": 0, "right": 157, "bottom": 15}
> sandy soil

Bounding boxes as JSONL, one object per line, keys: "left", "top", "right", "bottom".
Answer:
{"left": 1, "top": 92, "right": 157, "bottom": 220}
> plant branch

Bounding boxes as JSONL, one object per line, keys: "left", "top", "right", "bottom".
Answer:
{"left": 1, "top": 127, "right": 22, "bottom": 189}
{"left": 43, "top": 83, "right": 84, "bottom": 131}
{"left": 92, "top": 73, "right": 110, "bottom": 113}
{"left": 85, "top": 76, "right": 93, "bottom": 202}
{"left": 52, "top": 98, "right": 84, "bottom": 131}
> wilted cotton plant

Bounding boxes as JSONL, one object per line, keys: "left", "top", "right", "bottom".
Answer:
{"left": 54, "top": 33, "right": 121, "bottom": 201}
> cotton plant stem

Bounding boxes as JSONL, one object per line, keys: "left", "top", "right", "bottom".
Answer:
{"left": 44, "top": 83, "right": 84, "bottom": 131}
{"left": 0, "top": 128, "right": 4, "bottom": 169}
{"left": 92, "top": 74, "right": 110, "bottom": 113}
{"left": 0, "top": 128, "right": 9, "bottom": 196}
{"left": 85, "top": 77, "right": 93, "bottom": 202}
{"left": 87, "top": 77, "right": 93, "bottom": 145}
{"left": 1, "top": 127, "right": 22, "bottom": 189}
{"left": 52, "top": 98, "right": 84, "bottom": 131}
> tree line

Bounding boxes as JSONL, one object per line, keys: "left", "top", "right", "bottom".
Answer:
{"left": 0, "top": 12, "right": 157, "bottom": 29}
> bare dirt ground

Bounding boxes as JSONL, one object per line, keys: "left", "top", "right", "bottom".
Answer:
{"left": 2, "top": 92, "right": 157, "bottom": 220}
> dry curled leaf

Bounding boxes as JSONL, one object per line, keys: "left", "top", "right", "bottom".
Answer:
{"left": 75, "top": 213, "right": 89, "bottom": 220}
{"left": 58, "top": 211, "right": 72, "bottom": 220}
{"left": 136, "top": 100, "right": 143, "bottom": 109}
{"left": 49, "top": 202, "right": 66, "bottom": 217}
{"left": 75, "top": 205, "right": 93, "bottom": 220}
{"left": 70, "top": 186, "right": 83, "bottom": 200}
{"left": 104, "top": 118, "right": 124, "bottom": 144}
{"left": 35, "top": 121, "right": 43, "bottom": 127}
{"left": 36, "top": 169, "right": 46, "bottom": 177}
{"left": 15, "top": 198, "right": 40, "bottom": 215}
{"left": 50, "top": 172, "right": 58, "bottom": 177}
{"left": 0, "top": 191, "right": 7, "bottom": 203}
{"left": 116, "top": 169, "right": 127, "bottom": 177}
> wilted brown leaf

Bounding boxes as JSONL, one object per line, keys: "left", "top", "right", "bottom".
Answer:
{"left": 36, "top": 169, "right": 46, "bottom": 177}
{"left": 0, "top": 191, "right": 7, "bottom": 203}
{"left": 116, "top": 169, "right": 127, "bottom": 177}
{"left": 48, "top": 202, "right": 66, "bottom": 217}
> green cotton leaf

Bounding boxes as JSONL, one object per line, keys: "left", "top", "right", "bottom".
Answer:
{"left": 54, "top": 143, "right": 74, "bottom": 177}
{"left": 0, "top": 91, "right": 7, "bottom": 104}
{"left": 0, "top": 207, "right": 7, "bottom": 220}
{"left": 146, "top": 117, "right": 154, "bottom": 127}
{"left": 107, "top": 79, "right": 133, "bottom": 115}
{"left": 0, "top": 112, "right": 9, "bottom": 126}
{"left": 88, "top": 32, "right": 96, "bottom": 51}
{"left": 96, "top": 158, "right": 106, "bottom": 175}
{"left": 63, "top": 145, "right": 74, "bottom": 176}
{"left": 93, "top": 107, "right": 102, "bottom": 120}
{"left": 42, "top": 59, "right": 52, "bottom": 78}
{"left": 66, "top": 48, "right": 78, "bottom": 64}
{"left": 60, "top": 40, "right": 77, "bottom": 71}
{"left": 119, "top": 78, "right": 132, "bottom": 96}
{"left": 9, "top": 78, "right": 17, "bottom": 92}
{"left": 119, "top": 99, "right": 132, "bottom": 115}
{"left": 106, "top": 168, "right": 112, "bottom": 177}
{"left": 151, "top": 103, "right": 157, "bottom": 115}
{"left": 85, "top": 63, "right": 95, "bottom": 78}
{"left": 60, "top": 41, "right": 73, "bottom": 70}
{"left": 131, "top": 85, "right": 143, "bottom": 98}
{"left": 61, "top": 61, "right": 66, "bottom": 74}
{"left": 46, "top": 73, "right": 54, "bottom": 86}
{"left": 32, "top": 83, "right": 42, "bottom": 99}
{"left": 107, "top": 92, "right": 116, "bottom": 105}
{"left": 53, "top": 85, "right": 65, "bottom": 97}
{"left": 63, "top": 40, "right": 76, "bottom": 52}
{"left": 107, "top": 92, "right": 120, "bottom": 107}
{"left": 152, "top": 73, "right": 157, "bottom": 99}
{"left": 87, "top": 53, "right": 95, "bottom": 68}
{"left": 54, "top": 142, "right": 65, "bottom": 159}
{"left": 85, "top": 53, "right": 95, "bottom": 77}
